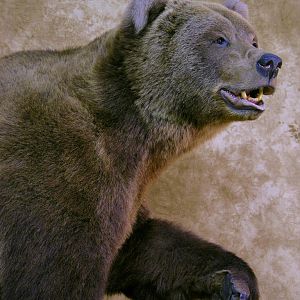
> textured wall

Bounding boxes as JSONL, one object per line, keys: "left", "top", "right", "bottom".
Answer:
{"left": 0, "top": 0, "right": 299, "bottom": 299}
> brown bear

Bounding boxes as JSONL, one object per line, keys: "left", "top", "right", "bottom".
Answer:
{"left": 0, "top": 0, "right": 282, "bottom": 299}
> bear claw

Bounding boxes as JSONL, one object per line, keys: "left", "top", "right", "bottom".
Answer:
{"left": 200, "top": 270, "right": 250, "bottom": 300}
{"left": 222, "top": 272, "right": 250, "bottom": 300}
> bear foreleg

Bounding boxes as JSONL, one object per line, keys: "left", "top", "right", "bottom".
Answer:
{"left": 106, "top": 208, "right": 259, "bottom": 300}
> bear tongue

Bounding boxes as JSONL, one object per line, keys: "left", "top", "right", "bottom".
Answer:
{"left": 220, "top": 89, "right": 265, "bottom": 111}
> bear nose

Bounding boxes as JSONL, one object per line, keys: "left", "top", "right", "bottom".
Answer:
{"left": 256, "top": 53, "right": 282, "bottom": 79}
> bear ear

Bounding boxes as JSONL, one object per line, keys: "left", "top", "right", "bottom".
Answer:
{"left": 224, "top": 0, "right": 249, "bottom": 19}
{"left": 123, "top": 0, "right": 167, "bottom": 34}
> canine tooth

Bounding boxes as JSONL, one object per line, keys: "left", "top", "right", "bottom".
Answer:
{"left": 258, "top": 87, "right": 263, "bottom": 101}
{"left": 241, "top": 91, "right": 247, "bottom": 99}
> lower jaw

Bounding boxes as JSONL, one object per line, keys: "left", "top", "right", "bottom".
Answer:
{"left": 219, "top": 91, "right": 265, "bottom": 120}
{"left": 222, "top": 99, "right": 265, "bottom": 120}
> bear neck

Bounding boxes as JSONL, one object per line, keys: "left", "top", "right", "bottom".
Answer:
{"left": 76, "top": 29, "right": 225, "bottom": 189}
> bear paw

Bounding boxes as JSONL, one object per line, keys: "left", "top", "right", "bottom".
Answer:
{"left": 211, "top": 270, "right": 250, "bottom": 300}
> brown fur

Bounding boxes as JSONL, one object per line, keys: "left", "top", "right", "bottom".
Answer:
{"left": 0, "top": 0, "right": 281, "bottom": 299}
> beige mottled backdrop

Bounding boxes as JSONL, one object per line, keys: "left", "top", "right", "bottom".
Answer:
{"left": 0, "top": 0, "right": 299, "bottom": 299}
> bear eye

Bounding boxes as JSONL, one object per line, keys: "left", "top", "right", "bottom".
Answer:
{"left": 214, "top": 37, "right": 229, "bottom": 47}
{"left": 252, "top": 42, "right": 258, "bottom": 48}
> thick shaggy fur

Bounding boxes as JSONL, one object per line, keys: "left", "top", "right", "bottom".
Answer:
{"left": 0, "top": 0, "right": 280, "bottom": 299}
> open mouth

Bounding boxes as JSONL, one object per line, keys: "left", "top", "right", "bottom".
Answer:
{"left": 220, "top": 86, "right": 275, "bottom": 112}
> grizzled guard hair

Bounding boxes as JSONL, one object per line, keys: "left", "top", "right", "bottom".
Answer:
{"left": 0, "top": 0, "right": 282, "bottom": 299}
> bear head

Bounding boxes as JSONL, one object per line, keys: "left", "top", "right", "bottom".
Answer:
{"left": 119, "top": 0, "right": 282, "bottom": 129}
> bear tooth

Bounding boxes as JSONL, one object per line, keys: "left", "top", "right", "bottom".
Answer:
{"left": 241, "top": 91, "right": 247, "bottom": 99}
{"left": 258, "top": 87, "right": 263, "bottom": 101}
